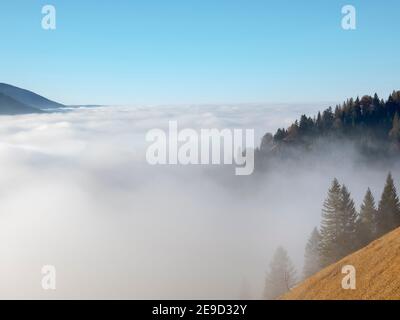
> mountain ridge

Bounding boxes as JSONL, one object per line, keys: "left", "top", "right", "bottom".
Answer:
{"left": 0, "top": 83, "right": 65, "bottom": 110}
{"left": 0, "top": 83, "right": 66, "bottom": 115}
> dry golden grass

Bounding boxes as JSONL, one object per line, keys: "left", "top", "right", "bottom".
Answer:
{"left": 281, "top": 227, "right": 400, "bottom": 300}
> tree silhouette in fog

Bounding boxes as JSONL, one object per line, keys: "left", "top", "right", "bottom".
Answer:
{"left": 303, "top": 228, "right": 321, "bottom": 280}
{"left": 263, "top": 246, "right": 296, "bottom": 299}
{"left": 376, "top": 173, "right": 400, "bottom": 236}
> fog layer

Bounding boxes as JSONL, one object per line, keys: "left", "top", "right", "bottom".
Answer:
{"left": 0, "top": 104, "right": 397, "bottom": 299}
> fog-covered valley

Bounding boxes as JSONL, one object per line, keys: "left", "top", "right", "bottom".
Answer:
{"left": 0, "top": 103, "right": 398, "bottom": 299}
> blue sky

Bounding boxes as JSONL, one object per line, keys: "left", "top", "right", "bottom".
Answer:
{"left": 0, "top": 0, "right": 399, "bottom": 105}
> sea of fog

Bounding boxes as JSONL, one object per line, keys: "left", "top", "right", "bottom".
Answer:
{"left": 0, "top": 103, "right": 397, "bottom": 299}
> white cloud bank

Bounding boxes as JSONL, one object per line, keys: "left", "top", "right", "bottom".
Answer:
{"left": 0, "top": 103, "right": 397, "bottom": 299}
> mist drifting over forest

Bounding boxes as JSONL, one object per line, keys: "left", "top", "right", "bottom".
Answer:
{"left": 0, "top": 103, "right": 398, "bottom": 299}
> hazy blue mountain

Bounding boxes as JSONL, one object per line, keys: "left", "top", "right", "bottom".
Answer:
{"left": 0, "top": 83, "right": 65, "bottom": 109}
{"left": 0, "top": 93, "right": 44, "bottom": 115}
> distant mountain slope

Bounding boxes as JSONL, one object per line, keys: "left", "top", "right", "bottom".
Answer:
{"left": 281, "top": 227, "right": 400, "bottom": 300}
{"left": 0, "top": 83, "right": 65, "bottom": 109}
{"left": 0, "top": 93, "right": 44, "bottom": 115}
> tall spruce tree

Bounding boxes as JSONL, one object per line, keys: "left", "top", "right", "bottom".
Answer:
{"left": 319, "top": 178, "right": 342, "bottom": 267}
{"left": 303, "top": 227, "right": 321, "bottom": 279}
{"left": 263, "top": 247, "right": 297, "bottom": 300}
{"left": 338, "top": 185, "right": 358, "bottom": 257}
{"left": 377, "top": 173, "right": 400, "bottom": 236}
{"left": 356, "top": 188, "right": 377, "bottom": 248}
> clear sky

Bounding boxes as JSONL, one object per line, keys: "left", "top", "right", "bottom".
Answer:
{"left": 1, "top": 0, "right": 399, "bottom": 105}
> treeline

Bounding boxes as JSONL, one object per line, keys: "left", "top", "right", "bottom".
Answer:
{"left": 260, "top": 91, "right": 400, "bottom": 154}
{"left": 263, "top": 172, "right": 400, "bottom": 299}
{"left": 303, "top": 172, "right": 400, "bottom": 278}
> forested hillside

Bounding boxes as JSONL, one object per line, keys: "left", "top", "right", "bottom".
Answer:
{"left": 264, "top": 173, "right": 400, "bottom": 299}
{"left": 257, "top": 91, "right": 400, "bottom": 163}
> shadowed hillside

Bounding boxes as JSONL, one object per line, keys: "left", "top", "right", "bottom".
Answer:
{"left": 0, "top": 83, "right": 64, "bottom": 109}
{"left": 0, "top": 93, "right": 43, "bottom": 115}
{"left": 281, "top": 227, "right": 400, "bottom": 300}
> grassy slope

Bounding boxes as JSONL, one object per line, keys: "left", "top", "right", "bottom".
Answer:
{"left": 281, "top": 227, "right": 400, "bottom": 300}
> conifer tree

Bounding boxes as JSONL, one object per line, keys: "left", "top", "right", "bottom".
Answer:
{"left": 356, "top": 188, "right": 377, "bottom": 248}
{"left": 263, "top": 247, "right": 297, "bottom": 300}
{"left": 316, "top": 112, "right": 323, "bottom": 133}
{"left": 338, "top": 185, "right": 358, "bottom": 257}
{"left": 303, "top": 227, "right": 321, "bottom": 279}
{"left": 389, "top": 112, "right": 400, "bottom": 150}
{"left": 319, "top": 178, "right": 342, "bottom": 267}
{"left": 322, "top": 107, "right": 334, "bottom": 131}
{"left": 377, "top": 173, "right": 400, "bottom": 236}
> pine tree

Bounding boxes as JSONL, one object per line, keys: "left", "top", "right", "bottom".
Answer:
{"left": 303, "top": 227, "right": 321, "bottom": 279}
{"left": 286, "top": 120, "right": 300, "bottom": 142}
{"left": 322, "top": 107, "right": 334, "bottom": 131}
{"left": 338, "top": 185, "right": 358, "bottom": 257}
{"left": 319, "top": 178, "right": 342, "bottom": 267}
{"left": 356, "top": 188, "right": 377, "bottom": 248}
{"left": 263, "top": 247, "right": 297, "bottom": 299}
{"left": 389, "top": 112, "right": 400, "bottom": 151}
{"left": 377, "top": 173, "right": 400, "bottom": 236}
{"left": 260, "top": 133, "right": 274, "bottom": 152}
{"left": 316, "top": 112, "right": 323, "bottom": 133}
{"left": 389, "top": 112, "right": 400, "bottom": 139}
{"left": 273, "top": 128, "right": 287, "bottom": 142}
